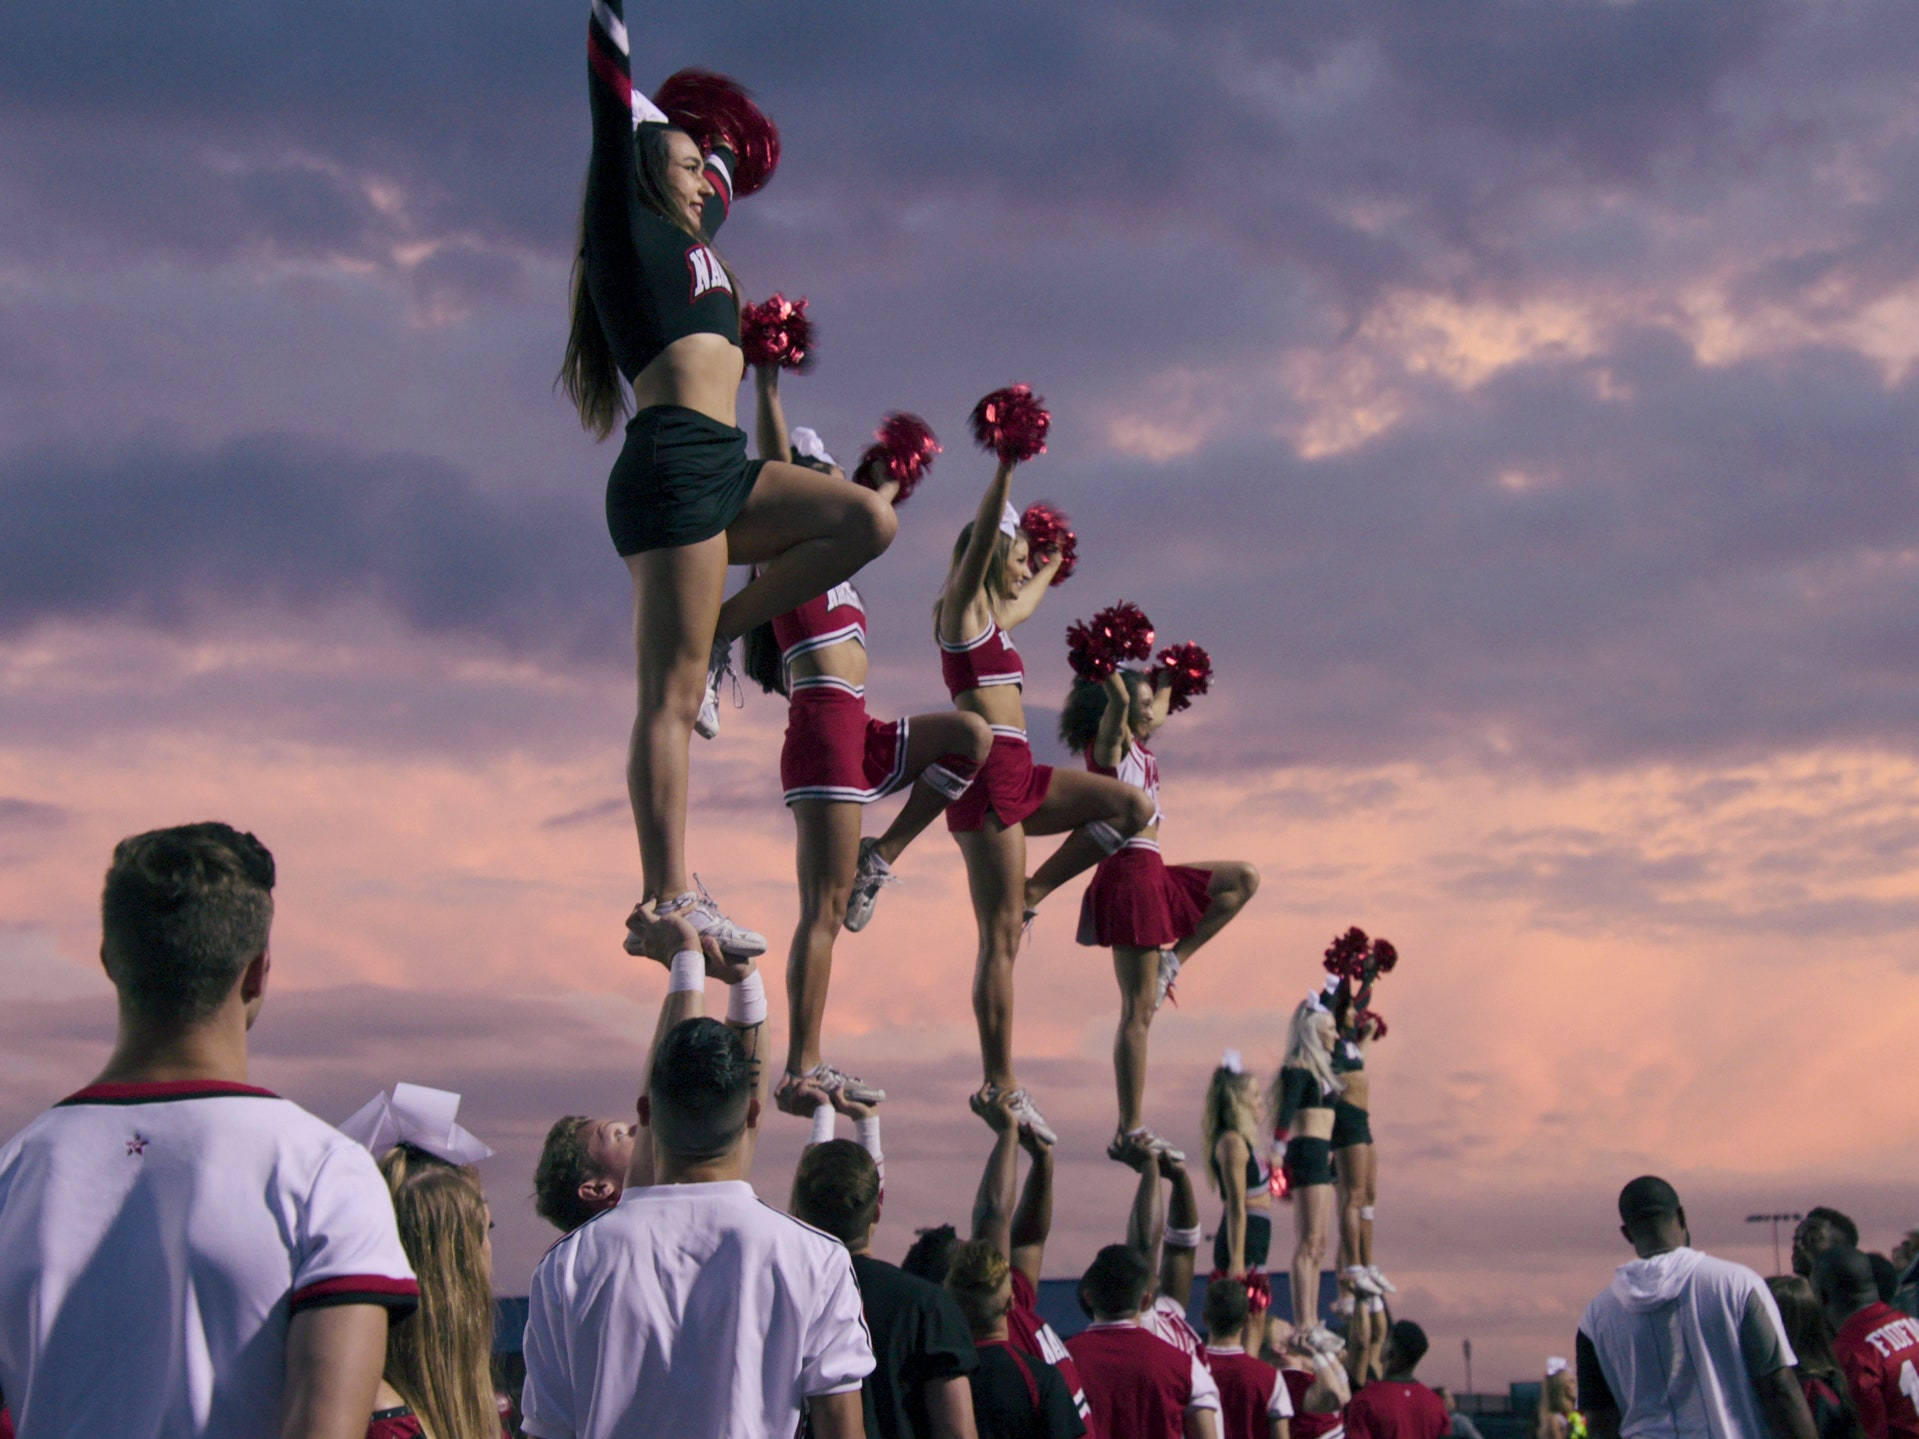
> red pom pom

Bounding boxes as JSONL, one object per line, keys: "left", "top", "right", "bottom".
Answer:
{"left": 1323, "top": 926, "right": 1370, "bottom": 980}
{"left": 1244, "top": 1270, "right": 1273, "bottom": 1316}
{"left": 1019, "top": 502, "right": 1077, "bottom": 585}
{"left": 1359, "top": 1008, "right": 1389, "bottom": 1040}
{"left": 856, "top": 412, "right": 941, "bottom": 502}
{"left": 739, "top": 293, "right": 813, "bottom": 371}
{"left": 653, "top": 69, "right": 781, "bottom": 196}
{"left": 970, "top": 385, "right": 1051, "bottom": 464}
{"left": 1155, "top": 642, "right": 1212, "bottom": 712}
{"left": 1369, "top": 938, "right": 1398, "bottom": 974}
{"left": 1066, "top": 602, "right": 1156, "bottom": 682}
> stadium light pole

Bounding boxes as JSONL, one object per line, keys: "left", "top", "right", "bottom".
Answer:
{"left": 1747, "top": 1211, "right": 1802, "bottom": 1275}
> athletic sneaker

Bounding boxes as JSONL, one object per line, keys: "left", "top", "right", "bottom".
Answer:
{"left": 652, "top": 875, "right": 766, "bottom": 959}
{"left": 1365, "top": 1264, "right": 1395, "bottom": 1294}
{"left": 1305, "top": 1324, "right": 1347, "bottom": 1356}
{"left": 1332, "top": 1293, "right": 1357, "bottom": 1319}
{"left": 1107, "top": 1127, "right": 1185, "bottom": 1166}
{"left": 1153, "top": 948, "right": 1182, "bottom": 1011}
{"left": 976, "top": 1084, "right": 1057, "bottom": 1147}
{"left": 1345, "top": 1264, "right": 1384, "bottom": 1297}
{"left": 693, "top": 636, "right": 735, "bottom": 740}
{"left": 802, "top": 1061, "right": 885, "bottom": 1105}
{"left": 842, "top": 838, "right": 895, "bottom": 933}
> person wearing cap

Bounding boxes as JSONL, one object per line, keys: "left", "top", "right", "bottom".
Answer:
{"left": 1576, "top": 1176, "right": 1817, "bottom": 1439}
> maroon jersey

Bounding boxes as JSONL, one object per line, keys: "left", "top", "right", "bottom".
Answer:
{"left": 939, "top": 616, "right": 1024, "bottom": 698}
{"left": 1834, "top": 1303, "right": 1919, "bottom": 1439}
{"left": 1066, "top": 1322, "right": 1221, "bottom": 1439}
{"left": 1205, "top": 1346, "right": 1291, "bottom": 1439}
{"left": 773, "top": 581, "right": 866, "bottom": 671}
{"left": 1009, "top": 1268, "right": 1093, "bottom": 1428}
{"left": 1284, "top": 1368, "right": 1347, "bottom": 1439}
{"left": 1344, "top": 1379, "right": 1450, "bottom": 1439}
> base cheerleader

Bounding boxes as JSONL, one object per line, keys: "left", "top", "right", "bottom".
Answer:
{"left": 1270, "top": 994, "right": 1343, "bottom": 1357}
{"left": 1201, "top": 1052, "right": 1275, "bottom": 1286}
{"left": 740, "top": 364, "right": 993, "bottom": 1113}
{"left": 564, "top": 2, "right": 899, "bottom": 959}
{"left": 936, "top": 412, "right": 1156, "bottom": 1141}
{"left": 1060, "top": 663, "right": 1259, "bottom": 1159}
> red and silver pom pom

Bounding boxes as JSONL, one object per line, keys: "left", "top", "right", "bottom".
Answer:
{"left": 739, "top": 293, "right": 813, "bottom": 371}
{"left": 970, "top": 385, "right": 1050, "bottom": 464}
{"left": 1155, "top": 642, "right": 1212, "bottom": 712}
{"left": 856, "top": 412, "right": 941, "bottom": 502}
{"left": 1019, "top": 502, "right": 1076, "bottom": 584}
{"left": 1359, "top": 1008, "right": 1389, "bottom": 1040}
{"left": 1244, "top": 1270, "right": 1273, "bottom": 1316}
{"left": 1323, "top": 926, "right": 1370, "bottom": 980}
{"left": 1066, "top": 601, "right": 1156, "bottom": 681}
{"left": 653, "top": 69, "right": 781, "bottom": 196}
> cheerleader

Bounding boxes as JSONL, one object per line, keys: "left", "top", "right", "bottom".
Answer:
{"left": 1200, "top": 1052, "right": 1275, "bottom": 1284}
{"left": 1060, "top": 664, "right": 1259, "bottom": 1159}
{"left": 1270, "top": 995, "right": 1343, "bottom": 1356}
{"left": 1331, "top": 996, "right": 1392, "bottom": 1303}
{"left": 936, "top": 448, "right": 1155, "bottom": 1142}
{"left": 741, "top": 363, "right": 993, "bottom": 1112}
{"left": 562, "top": 2, "right": 897, "bottom": 960}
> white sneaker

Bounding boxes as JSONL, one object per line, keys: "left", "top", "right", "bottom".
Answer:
{"left": 1307, "top": 1323, "right": 1347, "bottom": 1356}
{"left": 803, "top": 1061, "right": 885, "bottom": 1105}
{"left": 1152, "top": 948, "right": 1181, "bottom": 1012}
{"left": 1345, "top": 1264, "right": 1384, "bottom": 1297}
{"left": 842, "top": 839, "right": 895, "bottom": 933}
{"left": 694, "top": 636, "right": 734, "bottom": 740}
{"left": 1332, "top": 1293, "right": 1356, "bottom": 1318}
{"left": 1107, "top": 1127, "right": 1184, "bottom": 1165}
{"left": 655, "top": 875, "right": 766, "bottom": 958}
{"left": 979, "top": 1084, "right": 1057, "bottom": 1147}
{"left": 1366, "top": 1264, "right": 1395, "bottom": 1294}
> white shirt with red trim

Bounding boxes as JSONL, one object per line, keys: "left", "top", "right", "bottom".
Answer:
{"left": 1143, "top": 1292, "right": 1207, "bottom": 1362}
{"left": 521, "top": 1179, "right": 874, "bottom": 1439}
{"left": 0, "top": 1079, "right": 417, "bottom": 1439}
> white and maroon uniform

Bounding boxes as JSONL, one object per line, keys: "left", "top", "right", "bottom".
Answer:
{"left": 0, "top": 1079, "right": 418, "bottom": 1439}
{"left": 1284, "top": 1369, "right": 1347, "bottom": 1439}
{"left": 1204, "top": 1345, "right": 1293, "bottom": 1439}
{"left": 1343, "top": 1379, "right": 1450, "bottom": 1439}
{"left": 1066, "top": 1320, "right": 1222, "bottom": 1439}
{"left": 1142, "top": 1293, "right": 1207, "bottom": 1363}
{"left": 776, "top": 582, "right": 910, "bottom": 806}
{"left": 1009, "top": 1269, "right": 1093, "bottom": 1427}
{"left": 1077, "top": 739, "right": 1212, "bottom": 949}
{"left": 941, "top": 617, "right": 1054, "bottom": 831}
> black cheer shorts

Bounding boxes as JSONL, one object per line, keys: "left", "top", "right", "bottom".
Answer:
{"left": 1284, "top": 1135, "right": 1334, "bottom": 1189}
{"left": 606, "top": 404, "right": 765, "bottom": 555}
{"left": 1332, "top": 1100, "right": 1373, "bottom": 1150}
{"left": 1214, "top": 1208, "right": 1272, "bottom": 1274}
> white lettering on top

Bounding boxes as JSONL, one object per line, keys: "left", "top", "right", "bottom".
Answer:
{"left": 686, "top": 245, "right": 731, "bottom": 300}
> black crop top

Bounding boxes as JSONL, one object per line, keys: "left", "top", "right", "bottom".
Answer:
{"left": 1333, "top": 1038, "right": 1365, "bottom": 1075}
{"left": 1210, "top": 1141, "right": 1271, "bottom": 1195}
{"left": 1273, "top": 1066, "right": 1338, "bottom": 1133}
{"left": 585, "top": 0, "right": 740, "bottom": 381}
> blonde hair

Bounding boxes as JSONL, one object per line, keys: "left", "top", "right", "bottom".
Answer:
{"left": 1200, "top": 1066, "right": 1262, "bottom": 1195}
{"left": 379, "top": 1147, "right": 498, "bottom": 1439}
{"left": 944, "top": 1238, "right": 1014, "bottom": 1336}
{"left": 1270, "top": 999, "right": 1339, "bottom": 1117}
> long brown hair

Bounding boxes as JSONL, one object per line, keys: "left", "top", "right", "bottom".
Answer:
{"left": 560, "top": 124, "right": 718, "bottom": 439}
{"left": 379, "top": 1146, "right": 498, "bottom": 1439}
{"left": 1200, "top": 1066, "right": 1262, "bottom": 1196}
{"left": 1769, "top": 1274, "right": 1864, "bottom": 1436}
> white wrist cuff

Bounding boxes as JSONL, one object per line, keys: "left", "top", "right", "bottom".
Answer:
{"left": 726, "top": 971, "right": 766, "bottom": 1025}
{"left": 856, "top": 1116, "right": 883, "bottom": 1161}
{"left": 809, "top": 1105, "right": 836, "bottom": 1146}
{"left": 667, "top": 950, "right": 704, "bottom": 994}
{"left": 1164, "top": 1223, "right": 1203, "bottom": 1250}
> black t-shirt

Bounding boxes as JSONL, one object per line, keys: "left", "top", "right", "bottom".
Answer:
{"left": 970, "top": 1340, "right": 1087, "bottom": 1439}
{"left": 852, "top": 1253, "right": 980, "bottom": 1439}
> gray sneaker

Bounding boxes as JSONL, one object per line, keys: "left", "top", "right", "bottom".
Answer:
{"left": 1152, "top": 948, "right": 1182, "bottom": 1012}
{"left": 694, "top": 636, "right": 734, "bottom": 740}
{"left": 842, "top": 838, "right": 895, "bottom": 933}
{"left": 655, "top": 875, "right": 766, "bottom": 958}
{"left": 804, "top": 1061, "right": 885, "bottom": 1105}
{"left": 978, "top": 1084, "right": 1057, "bottom": 1147}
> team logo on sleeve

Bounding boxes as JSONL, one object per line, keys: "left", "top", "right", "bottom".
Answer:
{"left": 686, "top": 245, "right": 732, "bottom": 301}
{"left": 126, "top": 1133, "right": 149, "bottom": 1155}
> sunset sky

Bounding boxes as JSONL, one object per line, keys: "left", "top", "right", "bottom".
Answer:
{"left": 4, "top": 1, "right": 1918, "bottom": 1388}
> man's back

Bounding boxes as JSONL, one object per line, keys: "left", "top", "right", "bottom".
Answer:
{"left": 1831, "top": 1302, "right": 1919, "bottom": 1439}
{"left": 520, "top": 1179, "right": 873, "bottom": 1439}
{"left": 1578, "top": 1247, "right": 1795, "bottom": 1439}
{"left": 1344, "top": 1380, "right": 1450, "bottom": 1439}
{"left": 1284, "top": 1368, "right": 1347, "bottom": 1439}
{"left": 1066, "top": 1321, "right": 1220, "bottom": 1439}
{"left": 0, "top": 1081, "right": 416, "bottom": 1439}
{"left": 1203, "top": 1346, "right": 1290, "bottom": 1439}
{"left": 850, "top": 1253, "right": 977, "bottom": 1439}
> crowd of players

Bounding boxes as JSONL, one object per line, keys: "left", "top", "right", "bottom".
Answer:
{"left": 4, "top": 824, "right": 1919, "bottom": 1439}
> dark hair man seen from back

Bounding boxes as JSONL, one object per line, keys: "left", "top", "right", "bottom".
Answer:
{"left": 1815, "top": 1246, "right": 1919, "bottom": 1439}
{"left": 1344, "top": 1320, "right": 1449, "bottom": 1439}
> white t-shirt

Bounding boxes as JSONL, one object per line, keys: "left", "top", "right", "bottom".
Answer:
{"left": 0, "top": 1079, "right": 418, "bottom": 1439}
{"left": 1578, "top": 1247, "right": 1795, "bottom": 1439}
{"left": 521, "top": 1179, "right": 875, "bottom": 1439}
